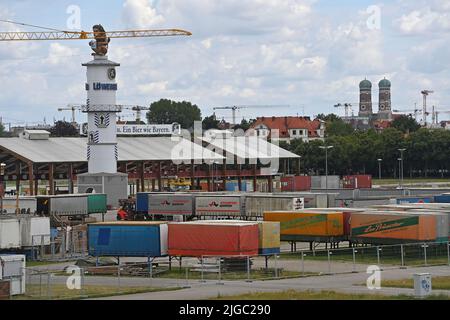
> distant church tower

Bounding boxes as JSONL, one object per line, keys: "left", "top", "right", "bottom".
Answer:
{"left": 359, "top": 79, "right": 373, "bottom": 117}
{"left": 378, "top": 78, "right": 392, "bottom": 120}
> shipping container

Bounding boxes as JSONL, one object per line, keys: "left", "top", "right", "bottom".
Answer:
{"left": 0, "top": 219, "right": 21, "bottom": 249}
{"left": 434, "top": 194, "right": 450, "bottom": 203}
{"left": 36, "top": 194, "right": 88, "bottom": 216}
{"left": 407, "top": 210, "right": 450, "bottom": 242}
{"left": 136, "top": 192, "right": 151, "bottom": 213}
{"left": 87, "top": 194, "right": 107, "bottom": 214}
{"left": 88, "top": 222, "right": 168, "bottom": 257}
{"left": 168, "top": 221, "right": 259, "bottom": 257}
{"left": 307, "top": 208, "right": 366, "bottom": 236}
{"left": 258, "top": 221, "right": 281, "bottom": 255}
{"left": 195, "top": 195, "right": 245, "bottom": 217}
{"left": 245, "top": 194, "right": 305, "bottom": 217}
{"left": 199, "top": 220, "right": 281, "bottom": 255}
{"left": 311, "top": 176, "right": 340, "bottom": 190}
{"left": 225, "top": 181, "right": 253, "bottom": 192}
{"left": 0, "top": 255, "right": 26, "bottom": 296}
{"left": 19, "top": 217, "right": 51, "bottom": 247}
{"left": 264, "top": 211, "right": 344, "bottom": 237}
{"left": 350, "top": 212, "right": 436, "bottom": 242}
{"left": 281, "top": 176, "right": 311, "bottom": 192}
{"left": 0, "top": 197, "right": 36, "bottom": 215}
{"left": 343, "top": 175, "right": 373, "bottom": 189}
{"left": 148, "top": 194, "right": 194, "bottom": 216}
{"left": 282, "top": 192, "right": 335, "bottom": 208}
{"left": 396, "top": 197, "right": 433, "bottom": 205}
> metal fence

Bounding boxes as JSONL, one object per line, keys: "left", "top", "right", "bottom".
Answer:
{"left": 30, "top": 227, "right": 88, "bottom": 262}
{"left": 11, "top": 241, "right": 450, "bottom": 299}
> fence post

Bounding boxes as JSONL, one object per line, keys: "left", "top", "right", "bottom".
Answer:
{"left": 400, "top": 244, "right": 405, "bottom": 268}
{"left": 185, "top": 265, "right": 190, "bottom": 288}
{"left": 246, "top": 256, "right": 251, "bottom": 283}
{"left": 423, "top": 244, "right": 428, "bottom": 266}
{"left": 46, "top": 272, "right": 50, "bottom": 300}
{"left": 217, "top": 257, "right": 223, "bottom": 285}
{"left": 376, "top": 246, "right": 381, "bottom": 267}
{"left": 301, "top": 251, "right": 306, "bottom": 276}
{"left": 274, "top": 254, "right": 278, "bottom": 279}
{"left": 352, "top": 248, "right": 357, "bottom": 273}
{"left": 117, "top": 258, "right": 121, "bottom": 293}
{"left": 447, "top": 242, "right": 450, "bottom": 267}
{"left": 201, "top": 256, "right": 205, "bottom": 283}
{"left": 327, "top": 250, "right": 332, "bottom": 275}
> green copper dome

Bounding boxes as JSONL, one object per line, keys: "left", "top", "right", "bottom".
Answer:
{"left": 379, "top": 78, "right": 391, "bottom": 89}
{"left": 359, "top": 79, "right": 372, "bottom": 90}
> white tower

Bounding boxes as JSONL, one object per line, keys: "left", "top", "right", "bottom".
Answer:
{"left": 78, "top": 55, "right": 128, "bottom": 207}
{"left": 82, "top": 55, "right": 120, "bottom": 173}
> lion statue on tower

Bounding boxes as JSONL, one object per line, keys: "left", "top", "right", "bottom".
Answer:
{"left": 89, "top": 24, "right": 110, "bottom": 56}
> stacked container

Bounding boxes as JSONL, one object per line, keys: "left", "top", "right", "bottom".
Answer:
{"left": 19, "top": 216, "right": 51, "bottom": 247}
{"left": 0, "top": 255, "right": 26, "bottom": 296}
{"left": 0, "top": 219, "right": 21, "bottom": 249}
{"left": 87, "top": 194, "right": 108, "bottom": 214}
{"left": 148, "top": 194, "right": 194, "bottom": 216}
{"left": 264, "top": 211, "right": 344, "bottom": 239}
{"left": 195, "top": 194, "right": 245, "bottom": 217}
{"left": 168, "top": 221, "right": 259, "bottom": 257}
{"left": 281, "top": 176, "right": 312, "bottom": 192}
{"left": 88, "top": 222, "right": 168, "bottom": 257}
{"left": 1, "top": 197, "right": 36, "bottom": 215}
{"left": 350, "top": 211, "right": 437, "bottom": 243}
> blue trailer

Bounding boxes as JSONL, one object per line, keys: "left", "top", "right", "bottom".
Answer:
{"left": 88, "top": 222, "right": 168, "bottom": 258}
{"left": 434, "top": 194, "right": 450, "bottom": 203}
{"left": 396, "top": 197, "right": 433, "bottom": 204}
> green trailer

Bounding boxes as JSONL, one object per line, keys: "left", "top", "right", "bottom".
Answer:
{"left": 87, "top": 194, "right": 108, "bottom": 214}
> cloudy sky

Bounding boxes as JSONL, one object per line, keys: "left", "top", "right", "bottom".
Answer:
{"left": 0, "top": 0, "right": 449, "bottom": 126}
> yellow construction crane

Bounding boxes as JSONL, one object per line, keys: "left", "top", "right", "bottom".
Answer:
{"left": 0, "top": 20, "right": 191, "bottom": 55}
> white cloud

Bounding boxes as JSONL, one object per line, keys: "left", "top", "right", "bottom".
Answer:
{"left": 395, "top": 5, "right": 450, "bottom": 34}
{"left": 122, "top": 0, "right": 165, "bottom": 28}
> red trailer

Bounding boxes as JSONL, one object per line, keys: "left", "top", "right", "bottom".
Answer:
{"left": 168, "top": 221, "right": 259, "bottom": 257}
{"left": 281, "top": 176, "right": 311, "bottom": 192}
{"left": 343, "top": 175, "right": 372, "bottom": 189}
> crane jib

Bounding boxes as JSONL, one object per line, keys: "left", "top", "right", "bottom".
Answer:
{"left": 0, "top": 29, "right": 192, "bottom": 41}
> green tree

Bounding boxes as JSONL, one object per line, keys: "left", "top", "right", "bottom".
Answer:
{"left": 325, "top": 119, "right": 354, "bottom": 137}
{"left": 202, "top": 114, "right": 220, "bottom": 130}
{"left": 0, "top": 123, "right": 6, "bottom": 137}
{"left": 234, "top": 118, "right": 256, "bottom": 132}
{"left": 147, "top": 99, "right": 202, "bottom": 129}
{"left": 50, "top": 121, "right": 79, "bottom": 137}
{"left": 391, "top": 115, "right": 421, "bottom": 133}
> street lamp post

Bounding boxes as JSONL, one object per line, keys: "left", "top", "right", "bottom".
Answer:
{"left": 398, "top": 149, "right": 406, "bottom": 189}
{"left": 377, "top": 159, "right": 383, "bottom": 180}
{"left": 0, "top": 163, "right": 5, "bottom": 215}
{"left": 319, "top": 146, "right": 334, "bottom": 193}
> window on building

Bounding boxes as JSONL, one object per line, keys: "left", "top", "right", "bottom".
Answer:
{"left": 292, "top": 130, "right": 297, "bottom": 135}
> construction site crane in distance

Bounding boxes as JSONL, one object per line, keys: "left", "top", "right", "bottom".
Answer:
{"left": 213, "top": 105, "right": 290, "bottom": 127}
{"left": 334, "top": 103, "right": 353, "bottom": 118}
{"left": 421, "top": 90, "right": 434, "bottom": 126}
{"left": 58, "top": 105, "right": 81, "bottom": 124}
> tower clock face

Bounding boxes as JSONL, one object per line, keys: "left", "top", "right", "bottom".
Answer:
{"left": 380, "top": 104, "right": 385, "bottom": 111}
{"left": 108, "top": 68, "right": 116, "bottom": 80}
{"left": 361, "top": 105, "right": 367, "bottom": 111}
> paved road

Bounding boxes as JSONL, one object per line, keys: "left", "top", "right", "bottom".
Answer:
{"left": 85, "top": 265, "right": 450, "bottom": 300}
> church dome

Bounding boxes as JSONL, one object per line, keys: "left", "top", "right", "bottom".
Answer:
{"left": 359, "top": 79, "right": 372, "bottom": 90}
{"left": 379, "top": 78, "right": 391, "bottom": 89}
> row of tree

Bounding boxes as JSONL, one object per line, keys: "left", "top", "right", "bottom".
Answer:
{"left": 282, "top": 115, "right": 450, "bottom": 178}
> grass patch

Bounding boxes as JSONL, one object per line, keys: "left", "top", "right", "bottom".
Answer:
{"left": 27, "top": 261, "right": 74, "bottom": 267}
{"left": 383, "top": 276, "right": 450, "bottom": 290}
{"left": 212, "top": 289, "right": 450, "bottom": 300}
{"left": 14, "top": 285, "right": 181, "bottom": 300}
